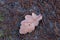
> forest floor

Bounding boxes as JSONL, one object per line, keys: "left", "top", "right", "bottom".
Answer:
{"left": 0, "top": 0, "right": 60, "bottom": 40}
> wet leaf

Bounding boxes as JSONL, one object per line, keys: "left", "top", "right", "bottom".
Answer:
{"left": 0, "top": 14, "right": 4, "bottom": 21}
{"left": 0, "top": 30, "right": 4, "bottom": 37}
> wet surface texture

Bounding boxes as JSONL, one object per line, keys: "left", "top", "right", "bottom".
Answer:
{"left": 0, "top": 0, "right": 60, "bottom": 40}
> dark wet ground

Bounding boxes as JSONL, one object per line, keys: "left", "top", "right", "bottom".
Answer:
{"left": 0, "top": 0, "right": 60, "bottom": 40}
